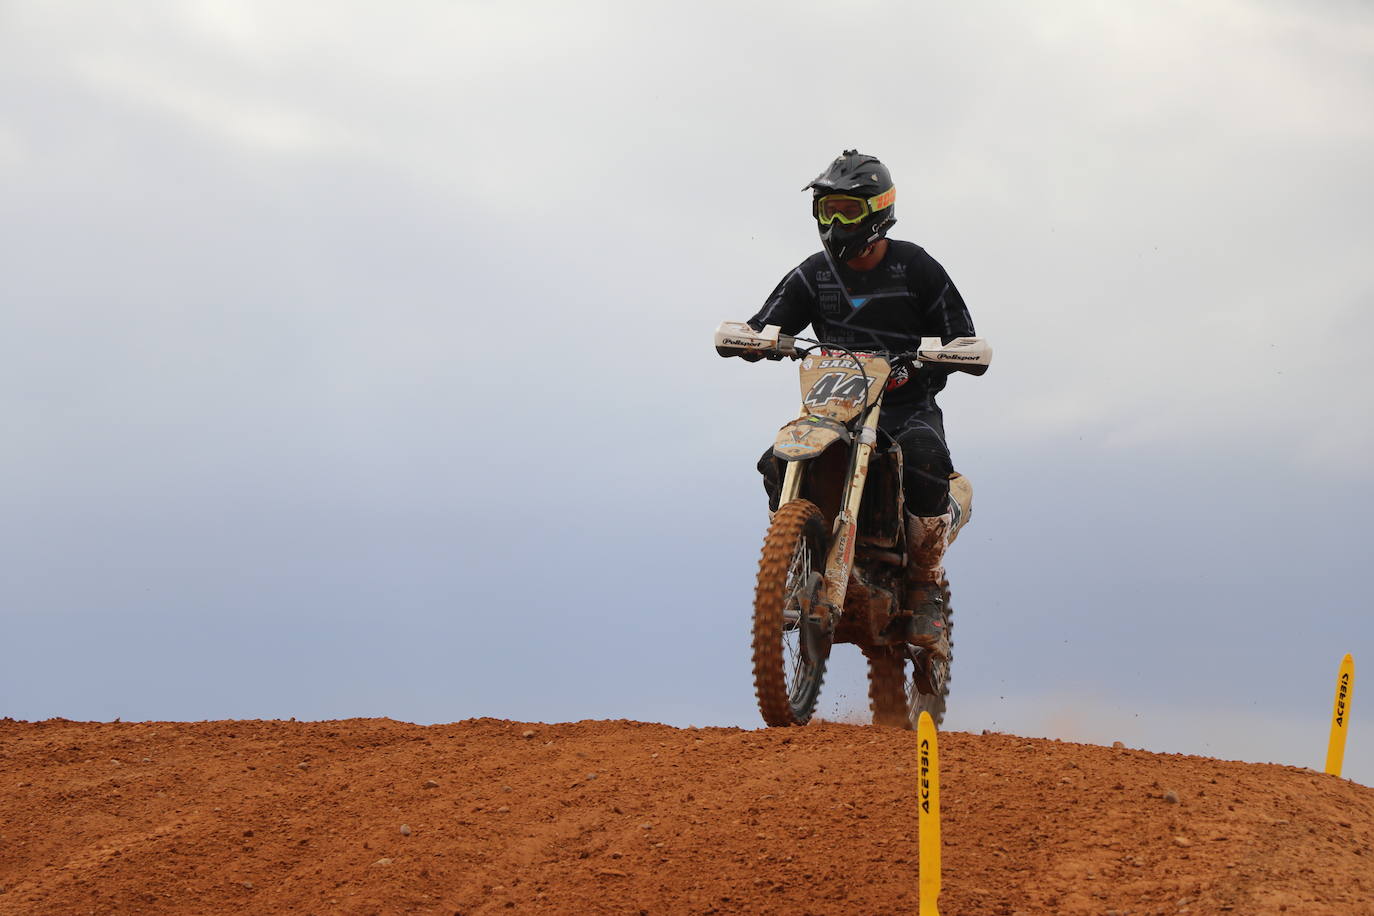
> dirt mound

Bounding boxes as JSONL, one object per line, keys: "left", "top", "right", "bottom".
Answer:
{"left": 1, "top": 717, "right": 1371, "bottom": 915}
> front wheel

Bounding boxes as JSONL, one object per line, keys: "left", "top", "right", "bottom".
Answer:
{"left": 865, "top": 579, "right": 954, "bottom": 728}
{"left": 752, "top": 499, "right": 831, "bottom": 726}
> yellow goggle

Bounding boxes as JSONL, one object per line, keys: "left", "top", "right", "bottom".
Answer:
{"left": 813, "top": 187, "right": 895, "bottom": 225}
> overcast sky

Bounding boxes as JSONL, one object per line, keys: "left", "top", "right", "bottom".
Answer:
{"left": 2, "top": 1, "right": 1371, "bottom": 784}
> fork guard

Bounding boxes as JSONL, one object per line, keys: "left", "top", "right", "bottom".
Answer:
{"left": 771, "top": 415, "right": 853, "bottom": 461}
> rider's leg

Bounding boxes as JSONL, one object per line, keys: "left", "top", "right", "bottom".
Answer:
{"left": 886, "top": 406, "right": 956, "bottom": 659}
{"left": 903, "top": 511, "right": 952, "bottom": 659}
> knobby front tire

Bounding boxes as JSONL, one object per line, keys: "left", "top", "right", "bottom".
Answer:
{"left": 752, "top": 499, "right": 830, "bottom": 727}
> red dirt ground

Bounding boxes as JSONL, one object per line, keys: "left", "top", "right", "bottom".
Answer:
{"left": 1, "top": 717, "right": 1371, "bottom": 915}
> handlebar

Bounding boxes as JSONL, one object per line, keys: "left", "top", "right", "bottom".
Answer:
{"left": 713, "top": 321, "right": 992, "bottom": 376}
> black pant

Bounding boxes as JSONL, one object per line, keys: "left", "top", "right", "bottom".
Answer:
{"left": 758, "top": 401, "right": 952, "bottom": 516}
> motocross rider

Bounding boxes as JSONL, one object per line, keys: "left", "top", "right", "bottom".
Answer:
{"left": 739, "top": 150, "right": 980, "bottom": 661}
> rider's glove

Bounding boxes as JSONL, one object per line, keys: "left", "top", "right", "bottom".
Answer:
{"left": 715, "top": 346, "right": 766, "bottom": 361}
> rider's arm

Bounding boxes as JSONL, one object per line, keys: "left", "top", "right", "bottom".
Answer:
{"left": 912, "top": 253, "right": 975, "bottom": 344}
{"left": 747, "top": 265, "right": 814, "bottom": 337}
{"left": 715, "top": 264, "right": 815, "bottom": 362}
{"left": 902, "top": 252, "right": 980, "bottom": 379}
{"left": 914, "top": 279, "right": 975, "bottom": 381}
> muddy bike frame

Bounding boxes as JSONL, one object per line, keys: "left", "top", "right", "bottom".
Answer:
{"left": 777, "top": 399, "right": 882, "bottom": 627}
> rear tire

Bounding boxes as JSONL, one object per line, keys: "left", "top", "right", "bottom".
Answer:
{"left": 865, "top": 646, "right": 909, "bottom": 728}
{"left": 752, "top": 499, "right": 830, "bottom": 726}
{"left": 865, "top": 578, "right": 954, "bottom": 728}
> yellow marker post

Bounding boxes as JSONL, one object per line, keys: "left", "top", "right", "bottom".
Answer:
{"left": 917, "top": 710, "right": 941, "bottom": 916}
{"left": 1325, "top": 654, "right": 1356, "bottom": 777}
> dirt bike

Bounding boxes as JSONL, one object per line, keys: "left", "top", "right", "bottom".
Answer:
{"left": 715, "top": 321, "right": 991, "bottom": 729}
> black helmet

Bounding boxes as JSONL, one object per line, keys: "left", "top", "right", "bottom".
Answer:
{"left": 805, "top": 149, "right": 896, "bottom": 262}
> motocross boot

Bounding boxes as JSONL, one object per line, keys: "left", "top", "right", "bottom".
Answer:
{"left": 903, "top": 511, "right": 951, "bottom": 660}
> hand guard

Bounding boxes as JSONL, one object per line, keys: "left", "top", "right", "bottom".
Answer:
{"left": 915, "top": 336, "right": 992, "bottom": 376}
{"left": 713, "top": 322, "right": 796, "bottom": 360}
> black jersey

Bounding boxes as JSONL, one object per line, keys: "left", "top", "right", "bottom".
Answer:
{"left": 748, "top": 240, "right": 975, "bottom": 406}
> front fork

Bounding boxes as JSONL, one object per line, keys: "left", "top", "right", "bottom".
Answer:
{"left": 778, "top": 404, "right": 882, "bottom": 625}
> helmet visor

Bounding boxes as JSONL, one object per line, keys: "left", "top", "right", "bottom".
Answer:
{"left": 813, "top": 187, "right": 895, "bottom": 226}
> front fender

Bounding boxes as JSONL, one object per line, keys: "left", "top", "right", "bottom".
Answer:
{"left": 772, "top": 415, "right": 852, "bottom": 461}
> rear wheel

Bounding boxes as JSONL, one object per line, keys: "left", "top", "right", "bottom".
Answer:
{"left": 752, "top": 499, "right": 831, "bottom": 726}
{"left": 865, "top": 646, "right": 909, "bottom": 728}
{"left": 865, "top": 579, "right": 954, "bottom": 728}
